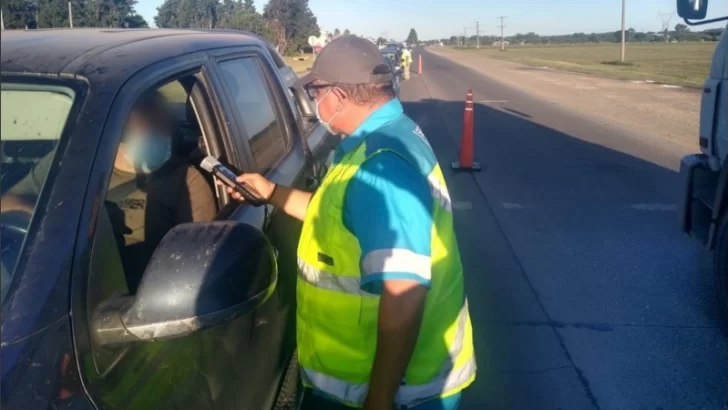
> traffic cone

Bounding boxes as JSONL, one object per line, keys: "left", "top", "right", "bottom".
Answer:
{"left": 418, "top": 55, "right": 423, "bottom": 74}
{"left": 451, "top": 89, "right": 481, "bottom": 171}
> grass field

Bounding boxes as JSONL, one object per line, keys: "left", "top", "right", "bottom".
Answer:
{"left": 284, "top": 55, "right": 313, "bottom": 74}
{"left": 452, "top": 42, "right": 717, "bottom": 88}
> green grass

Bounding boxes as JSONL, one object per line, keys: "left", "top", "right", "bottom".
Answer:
{"left": 452, "top": 42, "right": 717, "bottom": 88}
{"left": 284, "top": 55, "right": 314, "bottom": 74}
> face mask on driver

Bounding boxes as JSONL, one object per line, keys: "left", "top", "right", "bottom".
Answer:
{"left": 123, "top": 133, "right": 172, "bottom": 174}
{"left": 314, "top": 88, "right": 341, "bottom": 135}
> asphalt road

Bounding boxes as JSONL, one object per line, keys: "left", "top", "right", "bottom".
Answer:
{"left": 399, "top": 48, "right": 727, "bottom": 410}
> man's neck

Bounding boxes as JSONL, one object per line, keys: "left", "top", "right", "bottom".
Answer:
{"left": 341, "top": 99, "right": 391, "bottom": 136}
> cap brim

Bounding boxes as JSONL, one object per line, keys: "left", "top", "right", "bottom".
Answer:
{"left": 297, "top": 72, "right": 314, "bottom": 88}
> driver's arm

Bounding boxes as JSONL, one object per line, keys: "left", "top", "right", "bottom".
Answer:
{"left": 0, "top": 193, "right": 35, "bottom": 214}
{"left": 0, "top": 152, "right": 55, "bottom": 214}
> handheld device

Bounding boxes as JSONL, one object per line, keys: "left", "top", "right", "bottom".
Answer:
{"left": 199, "top": 156, "right": 266, "bottom": 207}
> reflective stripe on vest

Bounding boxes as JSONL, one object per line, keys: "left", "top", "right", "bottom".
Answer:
{"left": 300, "top": 301, "right": 475, "bottom": 407}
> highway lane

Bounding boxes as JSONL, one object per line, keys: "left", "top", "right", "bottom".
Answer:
{"left": 398, "top": 48, "right": 726, "bottom": 409}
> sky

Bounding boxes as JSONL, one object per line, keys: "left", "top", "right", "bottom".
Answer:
{"left": 135, "top": 0, "right": 727, "bottom": 39}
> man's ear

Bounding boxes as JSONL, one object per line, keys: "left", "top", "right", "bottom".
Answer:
{"left": 332, "top": 87, "right": 349, "bottom": 109}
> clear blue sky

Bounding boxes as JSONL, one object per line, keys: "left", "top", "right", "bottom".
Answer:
{"left": 135, "top": 0, "right": 726, "bottom": 39}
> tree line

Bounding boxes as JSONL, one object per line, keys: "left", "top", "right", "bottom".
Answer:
{"left": 1, "top": 0, "right": 148, "bottom": 29}
{"left": 443, "top": 24, "right": 725, "bottom": 46}
{"left": 154, "top": 0, "right": 319, "bottom": 55}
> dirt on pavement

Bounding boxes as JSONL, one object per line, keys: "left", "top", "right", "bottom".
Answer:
{"left": 427, "top": 47, "right": 703, "bottom": 151}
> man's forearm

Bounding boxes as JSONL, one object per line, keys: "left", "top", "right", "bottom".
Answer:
{"left": 365, "top": 283, "right": 427, "bottom": 409}
{"left": 268, "top": 184, "right": 312, "bottom": 222}
{"left": 0, "top": 194, "right": 34, "bottom": 214}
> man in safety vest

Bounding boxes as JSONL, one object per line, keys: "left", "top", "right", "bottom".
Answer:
{"left": 227, "top": 35, "right": 475, "bottom": 410}
{"left": 401, "top": 46, "right": 413, "bottom": 80}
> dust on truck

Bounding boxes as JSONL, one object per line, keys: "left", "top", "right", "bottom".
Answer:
{"left": 677, "top": 0, "right": 728, "bottom": 319}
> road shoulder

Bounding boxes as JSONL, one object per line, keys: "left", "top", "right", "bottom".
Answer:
{"left": 426, "top": 47, "right": 701, "bottom": 151}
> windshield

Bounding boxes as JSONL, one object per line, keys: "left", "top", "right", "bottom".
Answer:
{"left": 0, "top": 83, "right": 75, "bottom": 302}
{"left": 382, "top": 52, "right": 398, "bottom": 63}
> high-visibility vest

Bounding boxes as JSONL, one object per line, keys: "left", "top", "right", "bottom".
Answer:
{"left": 401, "top": 49, "right": 412, "bottom": 65}
{"left": 296, "top": 129, "right": 476, "bottom": 408}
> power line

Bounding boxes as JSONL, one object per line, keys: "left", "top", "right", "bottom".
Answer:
{"left": 657, "top": 11, "right": 674, "bottom": 41}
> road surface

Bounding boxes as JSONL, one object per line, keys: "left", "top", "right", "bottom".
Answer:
{"left": 399, "top": 48, "right": 726, "bottom": 410}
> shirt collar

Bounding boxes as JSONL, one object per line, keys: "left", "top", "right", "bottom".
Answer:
{"left": 337, "top": 98, "right": 404, "bottom": 156}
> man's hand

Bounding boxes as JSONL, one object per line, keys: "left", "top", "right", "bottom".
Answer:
{"left": 225, "top": 173, "right": 277, "bottom": 203}
{"left": 365, "top": 280, "right": 428, "bottom": 410}
{"left": 225, "top": 173, "right": 313, "bottom": 222}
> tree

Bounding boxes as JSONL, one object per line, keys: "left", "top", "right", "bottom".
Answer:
{"left": 1, "top": 0, "right": 37, "bottom": 28}
{"left": 263, "top": 0, "right": 320, "bottom": 54}
{"left": 333, "top": 28, "right": 341, "bottom": 37}
{"left": 155, "top": 0, "right": 219, "bottom": 28}
{"left": 449, "top": 35, "right": 457, "bottom": 45}
{"left": 242, "top": 0, "right": 254, "bottom": 12}
{"left": 218, "top": 8, "right": 274, "bottom": 41}
{"left": 674, "top": 23, "right": 691, "bottom": 41}
{"left": 343, "top": 28, "right": 350, "bottom": 36}
{"left": 376, "top": 36, "right": 386, "bottom": 46}
{"left": 406, "top": 28, "right": 418, "bottom": 44}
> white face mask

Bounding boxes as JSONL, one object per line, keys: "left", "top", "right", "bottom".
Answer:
{"left": 314, "top": 89, "right": 341, "bottom": 135}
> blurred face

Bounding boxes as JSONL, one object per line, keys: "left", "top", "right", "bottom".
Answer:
{"left": 117, "top": 102, "right": 173, "bottom": 174}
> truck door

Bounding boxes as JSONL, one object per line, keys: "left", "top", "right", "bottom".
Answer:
{"left": 205, "top": 47, "right": 310, "bottom": 409}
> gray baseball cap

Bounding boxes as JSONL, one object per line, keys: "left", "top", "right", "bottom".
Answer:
{"left": 302, "top": 35, "right": 392, "bottom": 86}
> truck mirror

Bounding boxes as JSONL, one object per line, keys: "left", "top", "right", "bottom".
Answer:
{"left": 677, "top": 0, "right": 708, "bottom": 20}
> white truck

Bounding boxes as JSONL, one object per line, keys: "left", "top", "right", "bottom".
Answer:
{"left": 677, "top": 0, "right": 728, "bottom": 320}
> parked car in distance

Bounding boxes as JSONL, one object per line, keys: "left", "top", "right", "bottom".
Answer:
{"left": 380, "top": 50, "right": 402, "bottom": 95}
{"left": 0, "top": 28, "right": 337, "bottom": 410}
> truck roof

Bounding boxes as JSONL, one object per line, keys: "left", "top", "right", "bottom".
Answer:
{"left": 0, "top": 28, "right": 273, "bottom": 81}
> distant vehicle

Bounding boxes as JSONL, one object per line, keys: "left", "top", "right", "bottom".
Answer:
{"left": 380, "top": 50, "right": 402, "bottom": 95}
{"left": 676, "top": 0, "right": 728, "bottom": 322}
{"left": 383, "top": 42, "right": 404, "bottom": 53}
{"left": 0, "top": 28, "right": 337, "bottom": 410}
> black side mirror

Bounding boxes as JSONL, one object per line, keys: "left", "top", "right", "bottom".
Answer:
{"left": 677, "top": 0, "right": 708, "bottom": 20}
{"left": 91, "top": 221, "right": 277, "bottom": 346}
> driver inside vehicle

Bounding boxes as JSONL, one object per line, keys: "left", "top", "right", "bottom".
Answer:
{"left": 1, "top": 90, "right": 217, "bottom": 293}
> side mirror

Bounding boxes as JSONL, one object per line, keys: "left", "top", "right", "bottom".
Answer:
{"left": 677, "top": 0, "right": 708, "bottom": 20}
{"left": 91, "top": 221, "right": 277, "bottom": 346}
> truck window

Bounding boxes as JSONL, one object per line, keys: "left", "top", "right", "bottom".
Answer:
{"left": 218, "top": 58, "right": 286, "bottom": 174}
{"left": 0, "top": 84, "right": 75, "bottom": 302}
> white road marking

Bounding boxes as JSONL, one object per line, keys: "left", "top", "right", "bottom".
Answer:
{"left": 660, "top": 84, "right": 681, "bottom": 89}
{"left": 502, "top": 202, "right": 524, "bottom": 210}
{"left": 629, "top": 80, "right": 645, "bottom": 84}
{"left": 452, "top": 201, "right": 473, "bottom": 210}
{"left": 630, "top": 203, "right": 677, "bottom": 211}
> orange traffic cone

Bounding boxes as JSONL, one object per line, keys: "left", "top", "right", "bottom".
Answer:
{"left": 451, "top": 89, "right": 481, "bottom": 171}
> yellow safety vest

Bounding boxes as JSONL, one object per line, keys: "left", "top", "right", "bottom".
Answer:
{"left": 296, "top": 136, "right": 476, "bottom": 408}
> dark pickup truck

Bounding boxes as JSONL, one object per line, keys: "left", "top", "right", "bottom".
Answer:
{"left": 0, "top": 28, "right": 337, "bottom": 410}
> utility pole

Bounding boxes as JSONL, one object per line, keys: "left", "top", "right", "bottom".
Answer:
{"left": 620, "top": 0, "right": 626, "bottom": 62}
{"left": 498, "top": 16, "right": 506, "bottom": 51}
{"left": 68, "top": 1, "right": 73, "bottom": 28}
{"left": 463, "top": 26, "right": 467, "bottom": 47}
{"left": 476, "top": 21, "right": 480, "bottom": 48}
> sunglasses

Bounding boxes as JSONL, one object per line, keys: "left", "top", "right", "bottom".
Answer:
{"left": 303, "top": 83, "right": 335, "bottom": 100}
